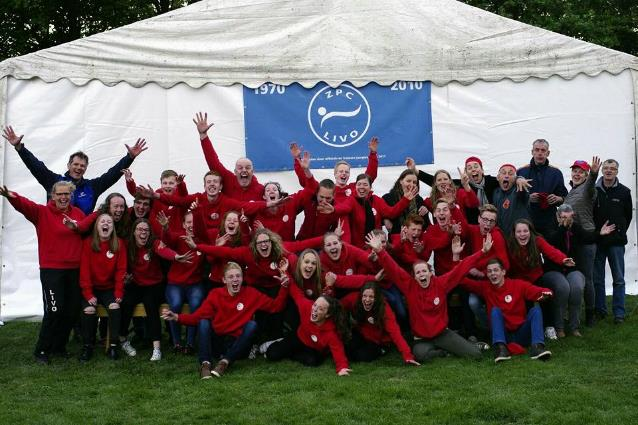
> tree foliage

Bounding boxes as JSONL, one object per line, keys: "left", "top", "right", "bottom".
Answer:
{"left": 461, "top": 0, "right": 638, "bottom": 56}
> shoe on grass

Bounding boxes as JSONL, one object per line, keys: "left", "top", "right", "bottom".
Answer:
{"left": 121, "top": 340, "right": 137, "bottom": 357}
{"left": 34, "top": 351, "right": 50, "bottom": 365}
{"left": 212, "top": 359, "right": 229, "bottom": 378}
{"left": 79, "top": 345, "right": 93, "bottom": 362}
{"left": 150, "top": 349, "right": 162, "bottom": 361}
{"left": 258, "top": 338, "right": 284, "bottom": 355}
{"left": 614, "top": 317, "right": 625, "bottom": 325}
{"left": 493, "top": 343, "right": 511, "bottom": 363}
{"left": 200, "top": 361, "right": 212, "bottom": 379}
{"left": 107, "top": 345, "right": 120, "bottom": 360}
{"left": 571, "top": 329, "right": 582, "bottom": 337}
{"left": 544, "top": 327, "right": 558, "bottom": 340}
{"left": 529, "top": 343, "right": 551, "bottom": 361}
{"left": 556, "top": 329, "right": 566, "bottom": 338}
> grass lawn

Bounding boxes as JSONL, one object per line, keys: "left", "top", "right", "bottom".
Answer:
{"left": 1, "top": 297, "right": 637, "bottom": 425}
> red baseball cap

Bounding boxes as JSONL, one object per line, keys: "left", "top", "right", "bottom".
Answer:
{"left": 570, "top": 160, "right": 590, "bottom": 172}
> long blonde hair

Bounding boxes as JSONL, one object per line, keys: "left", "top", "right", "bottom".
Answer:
{"left": 91, "top": 213, "right": 120, "bottom": 253}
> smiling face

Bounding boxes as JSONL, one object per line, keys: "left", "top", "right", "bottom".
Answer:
{"left": 531, "top": 141, "right": 549, "bottom": 164}
{"left": 601, "top": 161, "right": 618, "bottom": 184}
{"left": 52, "top": 186, "right": 72, "bottom": 211}
{"left": 255, "top": 233, "right": 272, "bottom": 258}
{"left": 486, "top": 263, "right": 506, "bottom": 287}
{"left": 497, "top": 166, "right": 516, "bottom": 191}
{"left": 299, "top": 252, "right": 318, "bottom": 280}
{"left": 161, "top": 176, "right": 177, "bottom": 195}
{"left": 361, "top": 288, "right": 375, "bottom": 312}
{"left": 465, "top": 161, "right": 484, "bottom": 184}
{"left": 413, "top": 262, "right": 432, "bottom": 288}
{"left": 182, "top": 212, "right": 194, "bottom": 235}
{"left": 234, "top": 158, "right": 254, "bottom": 188}
{"left": 108, "top": 196, "right": 126, "bottom": 222}
{"left": 514, "top": 222, "right": 531, "bottom": 246}
{"left": 133, "top": 198, "right": 151, "bottom": 218}
{"left": 224, "top": 212, "right": 240, "bottom": 235}
{"left": 570, "top": 167, "right": 588, "bottom": 186}
{"left": 323, "top": 234, "right": 342, "bottom": 261}
{"left": 133, "top": 221, "right": 151, "bottom": 247}
{"left": 400, "top": 174, "right": 418, "bottom": 194}
{"left": 434, "top": 201, "right": 451, "bottom": 227}
{"left": 263, "top": 183, "right": 281, "bottom": 202}
{"left": 97, "top": 214, "right": 114, "bottom": 241}
{"left": 406, "top": 223, "right": 423, "bottom": 242}
{"left": 479, "top": 211, "right": 497, "bottom": 235}
{"left": 67, "top": 156, "right": 88, "bottom": 180}
{"left": 355, "top": 178, "right": 371, "bottom": 199}
{"left": 223, "top": 267, "right": 243, "bottom": 296}
{"left": 204, "top": 174, "right": 222, "bottom": 199}
{"left": 311, "top": 297, "right": 330, "bottom": 323}
{"left": 434, "top": 171, "right": 452, "bottom": 192}
{"left": 334, "top": 164, "right": 350, "bottom": 187}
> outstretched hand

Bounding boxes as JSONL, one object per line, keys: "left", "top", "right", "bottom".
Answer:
{"left": 365, "top": 231, "right": 383, "bottom": 253}
{"left": 368, "top": 136, "right": 379, "bottom": 153}
{"left": 0, "top": 186, "right": 16, "bottom": 199}
{"left": 126, "top": 138, "right": 147, "bottom": 158}
{"left": 161, "top": 309, "right": 178, "bottom": 321}
{"left": 2, "top": 126, "right": 23, "bottom": 147}
{"left": 193, "top": 112, "right": 214, "bottom": 136}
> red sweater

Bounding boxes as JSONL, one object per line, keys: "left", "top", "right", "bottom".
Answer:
{"left": 507, "top": 237, "right": 566, "bottom": 283}
{"left": 178, "top": 285, "right": 289, "bottom": 337}
{"left": 319, "top": 243, "right": 374, "bottom": 276}
{"left": 9, "top": 194, "right": 86, "bottom": 269}
{"left": 289, "top": 283, "right": 349, "bottom": 373}
{"left": 254, "top": 182, "right": 317, "bottom": 241}
{"left": 291, "top": 272, "right": 373, "bottom": 300}
{"left": 423, "top": 224, "right": 469, "bottom": 275}
{"left": 340, "top": 292, "right": 414, "bottom": 361}
{"left": 129, "top": 240, "right": 179, "bottom": 286}
{"left": 335, "top": 194, "right": 410, "bottom": 248}
{"left": 461, "top": 278, "right": 550, "bottom": 331}
{"left": 79, "top": 239, "right": 127, "bottom": 301}
{"left": 126, "top": 178, "right": 188, "bottom": 235}
{"left": 466, "top": 225, "right": 510, "bottom": 272}
{"left": 424, "top": 189, "right": 479, "bottom": 224}
{"left": 200, "top": 136, "right": 264, "bottom": 202}
{"left": 196, "top": 238, "right": 322, "bottom": 288}
{"left": 376, "top": 249, "right": 484, "bottom": 339}
{"left": 163, "top": 229, "right": 205, "bottom": 285}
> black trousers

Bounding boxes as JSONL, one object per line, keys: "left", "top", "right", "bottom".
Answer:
{"left": 81, "top": 289, "right": 121, "bottom": 346}
{"left": 265, "top": 333, "right": 325, "bottom": 367}
{"left": 346, "top": 330, "right": 384, "bottom": 362}
{"left": 120, "top": 283, "right": 164, "bottom": 342}
{"left": 36, "top": 268, "right": 80, "bottom": 355}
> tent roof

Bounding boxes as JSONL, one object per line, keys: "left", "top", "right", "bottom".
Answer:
{"left": 1, "top": 0, "right": 637, "bottom": 89}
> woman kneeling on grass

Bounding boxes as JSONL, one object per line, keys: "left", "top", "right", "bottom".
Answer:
{"left": 162, "top": 262, "right": 289, "bottom": 379}
{"left": 263, "top": 258, "right": 352, "bottom": 376}
{"left": 79, "top": 213, "right": 127, "bottom": 361}
{"left": 341, "top": 282, "right": 419, "bottom": 365}
{"left": 366, "top": 231, "right": 492, "bottom": 363}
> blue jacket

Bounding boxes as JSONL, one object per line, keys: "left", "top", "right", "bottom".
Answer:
{"left": 17, "top": 145, "right": 134, "bottom": 214}
{"left": 517, "top": 159, "right": 567, "bottom": 234}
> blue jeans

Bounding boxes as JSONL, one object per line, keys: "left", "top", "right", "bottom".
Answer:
{"left": 198, "top": 319, "right": 258, "bottom": 364}
{"left": 491, "top": 305, "right": 544, "bottom": 347}
{"left": 166, "top": 282, "right": 205, "bottom": 346}
{"left": 468, "top": 293, "right": 488, "bottom": 329}
{"left": 593, "top": 244, "right": 625, "bottom": 318}
{"left": 382, "top": 285, "right": 408, "bottom": 325}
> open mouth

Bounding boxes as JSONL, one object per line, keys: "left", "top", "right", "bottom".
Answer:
{"left": 227, "top": 224, "right": 237, "bottom": 233}
{"left": 328, "top": 248, "right": 339, "bottom": 260}
{"left": 231, "top": 282, "right": 240, "bottom": 292}
{"left": 362, "top": 302, "right": 373, "bottom": 311}
{"left": 501, "top": 179, "right": 511, "bottom": 190}
{"left": 310, "top": 311, "right": 318, "bottom": 322}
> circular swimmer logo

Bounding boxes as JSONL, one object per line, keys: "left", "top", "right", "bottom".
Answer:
{"left": 307, "top": 84, "right": 371, "bottom": 148}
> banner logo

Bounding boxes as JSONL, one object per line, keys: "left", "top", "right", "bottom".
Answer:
{"left": 307, "top": 85, "right": 371, "bottom": 148}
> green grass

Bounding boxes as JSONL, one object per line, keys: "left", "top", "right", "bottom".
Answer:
{"left": 1, "top": 297, "right": 637, "bottom": 425}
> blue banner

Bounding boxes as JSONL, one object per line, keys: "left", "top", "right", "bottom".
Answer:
{"left": 243, "top": 82, "right": 433, "bottom": 171}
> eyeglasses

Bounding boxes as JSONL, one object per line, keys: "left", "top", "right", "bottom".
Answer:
{"left": 256, "top": 239, "right": 271, "bottom": 245}
{"left": 480, "top": 217, "right": 497, "bottom": 224}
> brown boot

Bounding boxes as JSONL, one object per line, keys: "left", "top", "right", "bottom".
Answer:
{"left": 199, "top": 361, "right": 212, "bottom": 380}
{"left": 212, "top": 359, "right": 229, "bottom": 378}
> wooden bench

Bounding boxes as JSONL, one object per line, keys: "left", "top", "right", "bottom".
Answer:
{"left": 96, "top": 303, "right": 191, "bottom": 350}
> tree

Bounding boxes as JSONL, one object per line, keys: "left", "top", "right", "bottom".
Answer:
{"left": 461, "top": 0, "right": 638, "bottom": 56}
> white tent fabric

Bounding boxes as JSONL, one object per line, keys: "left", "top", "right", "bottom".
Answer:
{"left": 1, "top": 0, "right": 637, "bottom": 89}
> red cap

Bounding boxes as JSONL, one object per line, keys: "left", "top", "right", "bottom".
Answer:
{"left": 570, "top": 160, "right": 590, "bottom": 172}
{"left": 465, "top": 156, "right": 483, "bottom": 168}
{"left": 499, "top": 163, "right": 517, "bottom": 173}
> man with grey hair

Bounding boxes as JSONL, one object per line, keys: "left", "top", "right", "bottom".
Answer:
{"left": 517, "top": 139, "right": 568, "bottom": 237}
{"left": 593, "top": 159, "right": 632, "bottom": 324}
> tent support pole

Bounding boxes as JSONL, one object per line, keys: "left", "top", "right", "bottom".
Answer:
{"left": 0, "top": 76, "right": 7, "bottom": 321}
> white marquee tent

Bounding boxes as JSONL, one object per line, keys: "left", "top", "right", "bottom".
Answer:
{"left": 1, "top": 0, "right": 637, "bottom": 319}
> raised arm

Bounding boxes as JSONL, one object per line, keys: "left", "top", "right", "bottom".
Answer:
{"left": 90, "top": 138, "right": 146, "bottom": 196}
{"left": 194, "top": 112, "right": 235, "bottom": 183}
{"left": 365, "top": 137, "right": 379, "bottom": 182}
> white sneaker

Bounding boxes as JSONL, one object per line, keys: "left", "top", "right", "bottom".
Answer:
{"left": 544, "top": 327, "right": 558, "bottom": 341}
{"left": 121, "top": 341, "right": 137, "bottom": 357}
{"left": 248, "top": 344, "right": 258, "bottom": 360}
{"left": 258, "top": 338, "right": 284, "bottom": 355}
{"left": 150, "top": 349, "right": 162, "bottom": 361}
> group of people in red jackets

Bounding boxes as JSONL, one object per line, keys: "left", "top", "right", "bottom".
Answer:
{"left": 2, "top": 111, "right": 627, "bottom": 379}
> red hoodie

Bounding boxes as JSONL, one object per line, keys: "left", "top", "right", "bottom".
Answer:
{"left": 461, "top": 277, "right": 551, "bottom": 331}
{"left": 9, "top": 193, "right": 86, "bottom": 269}
{"left": 466, "top": 225, "right": 510, "bottom": 272}
{"left": 289, "top": 282, "right": 349, "bottom": 373}
{"left": 162, "top": 229, "right": 205, "bottom": 285}
{"left": 126, "top": 178, "right": 188, "bottom": 235}
{"left": 340, "top": 292, "right": 414, "bottom": 362}
{"left": 79, "top": 238, "right": 127, "bottom": 301}
{"left": 129, "top": 240, "right": 179, "bottom": 286}
{"left": 319, "top": 242, "right": 374, "bottom": 277}
{"left": 178, "top": 284, "right": 289, "bottom": 337}
{"left": 507, "top": 236, "right": 566, "bottom": 283}
{"left": 200, "top": 136, "right": 264, "bottom": 202}
{"left": 376, "top": 249, "right": 484, "bottom": 339}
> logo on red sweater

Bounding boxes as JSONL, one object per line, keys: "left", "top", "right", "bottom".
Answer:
{"left": 106, "top": 251, "right": 114, "bottom": 259}
{"left": 310, "top": 335, "right": 318, "bottom": 343}
{"left": 368, "top": 317, "right": 375, "bottom": 324}
{"left": 505, "top": 295, "right": 512, "bottom": 303}
{"left": 143, "top": 253, "right": 151, "bottom": 261}
{"left": 433, "top": 297, "right": 440, "bottom": 306}
{"left": 282, "top": 214, "right": 289, "bottom": 223}
{"left": 345, "top": 188, "right": 352, "bottom": 197}
{"left": 236, "top": 303, "right": 244, "bottom": 311}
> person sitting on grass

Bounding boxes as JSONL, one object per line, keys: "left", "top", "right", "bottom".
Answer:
{"left": 365, "top": 231, "right": 492, "bottom": 363}
{"left": 79, "top": 213, "right": 127, "bottom": 362}
{"left": 162, "top": 262, "right": 289, "bottom": 379}
{"left": 461, "top": 258, "right": 553, "bottom": 363}
{"left": 340, "top": 282, "right": 419, "bottom": 366}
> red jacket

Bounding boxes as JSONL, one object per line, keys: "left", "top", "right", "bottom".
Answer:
{"left": 461, "top": 277, "right": 551, "bottom": 331}
{"left": 201, "top": 136, "right": 264, "bottom": 201}
{"left": 289, "top": 282, "right": 349, "bottom": 373}
{"left": 129, "top": 240, "right": 178, "bottom": 286}
{"left": 507, "top": 237, "right": 566, "bottom": 283}
{"left": 79, "top": 239, "right": 127, "bottom": 301}
{"left": 423, "top": 224, "right": 469, "bottom": 275}
{"left": 376, "top": 249, "right": 484, "bottom": 339}
{"left": 163, "top": 229, "right": 205, "bottom": 285}
{"left": 319, "top": 243, "right": 374, "bottom": 277}
{"left": 8, "top": 194, "right": 86, "bottom": 269}
{"left": 466, "top": 225, "right": 510, "bottom": 272}
{"left": 126, "top": 178, "right": 188, "bottom": 235}
{"left": 340, "top": 292, "right": 414, "bottom": 361}
{"left": 178, "top": 284, "right": 289, "bottom": 337}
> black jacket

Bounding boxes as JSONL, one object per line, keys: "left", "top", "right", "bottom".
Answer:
{"left": 594, "top": 178, "right": 632, "bottom": 246}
